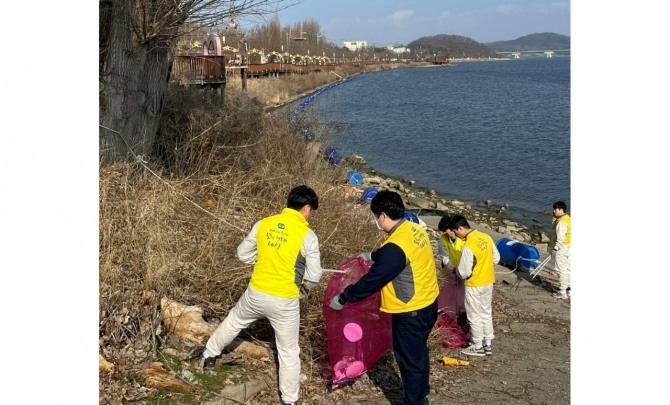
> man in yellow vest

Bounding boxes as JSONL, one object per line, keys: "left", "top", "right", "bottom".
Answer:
{"left": 329, "top": 190, "right": 439, "bottom": 405}
{"left": 437, "top": 214, "right": 467, "bottom": 321}
{"left": 437, "top": 214, "right": 464, "bottom": 274}
{"left": 550, "top": 201, "right": 571, "bottom": 299}
{"left": 201, "top": 185, "right": 323, "bottom": 405}
{"left": 448, "top": 214, "right": 500, "bottom": 357}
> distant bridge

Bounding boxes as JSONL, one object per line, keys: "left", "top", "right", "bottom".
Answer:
{"left": 497, "top": 50, "right": 570, "bottom": 59}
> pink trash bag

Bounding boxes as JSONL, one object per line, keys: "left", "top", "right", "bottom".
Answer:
{"left": 437, "top": 271, "right": 465, "bottom": 314}
{"left": 436, "top": 272, "right": 469, "bottom": 348}
{"left": 322, "top": 256, "right": 392, "bottom": 389}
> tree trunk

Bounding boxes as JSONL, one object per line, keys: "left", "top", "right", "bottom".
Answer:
{"left": 99, "top": 0, "right": 176, "bottom": 164}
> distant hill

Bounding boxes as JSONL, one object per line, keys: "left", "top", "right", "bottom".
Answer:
{"left": 485, "top": 33, "right": 570, "bottom": 52}
{"left": 407, "top": 34, "right": 499, "bottom": 59}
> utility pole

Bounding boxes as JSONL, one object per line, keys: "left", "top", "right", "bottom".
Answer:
{"left": 286, "top": 28, "right": 291, "bottom": 63}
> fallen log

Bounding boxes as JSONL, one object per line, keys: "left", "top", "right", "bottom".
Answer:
{"left": 137, "top": 362, "right": 193, "bottom": 392}
{"left": 157, "top": 295, "right": 271, "bottom": 360}
{"left": 160, "top": 297, "right": 217, "bottom": 345}
{"left": 229, "top": 340, "right": 271, "bottom": 360}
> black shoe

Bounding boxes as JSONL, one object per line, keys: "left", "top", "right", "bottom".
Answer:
{"left": 189, "top": 346, "right": 206, "bottom": 360}
{"left": 203, "top": 357, "right": 216, "bottom": 368}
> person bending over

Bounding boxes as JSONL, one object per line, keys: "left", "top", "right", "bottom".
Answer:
{"left": 202, "top": 185, "right": 323, "bottom": 405}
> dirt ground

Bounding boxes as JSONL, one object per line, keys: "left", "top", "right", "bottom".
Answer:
{"left": 235, "top": 218, "right": 571, "bottom": 405}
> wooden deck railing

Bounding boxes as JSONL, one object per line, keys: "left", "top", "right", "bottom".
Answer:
{"left": 170, "top": 57, "right": 434, "bottom": 84}
{"left": 171, "top": 56, "right": 226, "bottom": 85}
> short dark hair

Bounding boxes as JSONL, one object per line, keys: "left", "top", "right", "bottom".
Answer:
{"left": 447, "top": 214, "right": 470, "bottom": 231}
{"left": 370, "top": 190, "right": 405, "bottom": 220}
{"left": 287, "top": 185, "right": 319, "bottom": 211}
{"left": 553, "top": 201, "right": 567, "bottom": 211}
{"left": 438, "top": 214, "right": 453, "bottom": 232}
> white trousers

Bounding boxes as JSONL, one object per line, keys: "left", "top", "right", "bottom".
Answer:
{"left": 464, "top": 284, "right": 494, "bottom": 346}
{"left": 204, "top": 287, "right": 301, "bottom": 403}
{"left": 551, "top": 246, "right": 571, "bottom": 291}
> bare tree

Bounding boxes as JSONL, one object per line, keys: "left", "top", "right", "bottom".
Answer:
{"left": 99, "top": 0, "right": 300, "bottom": 164}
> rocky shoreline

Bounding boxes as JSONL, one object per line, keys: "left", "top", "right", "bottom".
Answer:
{"left": 344, "top": 159, "right": 551, "bottom": 250}
{"left": 264, "top": 70, "right": 554, "bottom": 249}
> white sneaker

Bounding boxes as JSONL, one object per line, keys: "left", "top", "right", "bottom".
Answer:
{"left": 483, "top": 345, "right": 492, "bottom": 355}
{"left": 461, "top": 344, "right": 485, "bottom": 357}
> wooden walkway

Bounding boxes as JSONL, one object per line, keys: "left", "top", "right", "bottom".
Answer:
{"left": 169, "top": 56, "right": 429, "bottom": 86}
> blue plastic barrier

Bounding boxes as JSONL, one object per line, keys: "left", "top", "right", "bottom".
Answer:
{"left": 324, "top": 147, "right": 343, "bottom": 166}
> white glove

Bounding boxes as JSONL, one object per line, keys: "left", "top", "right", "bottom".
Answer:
{"left": 357, "top": 252, "right": 372, "bottom": 261}
{"left": 329, "top": 294, "right": 345, "bottom": 310}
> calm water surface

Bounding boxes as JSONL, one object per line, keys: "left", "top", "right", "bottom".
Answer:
{"left": 296, "top": 58, "right": 570, "bottom": 231}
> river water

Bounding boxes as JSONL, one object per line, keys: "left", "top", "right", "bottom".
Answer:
{"left": 296, "top": 57, "right": 570, "bottom": 231}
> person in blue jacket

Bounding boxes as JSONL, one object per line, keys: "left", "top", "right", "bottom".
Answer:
{"left": 329, "top": 190, "right": 439, "bottom": 405}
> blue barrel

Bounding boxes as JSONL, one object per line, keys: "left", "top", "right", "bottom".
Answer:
{"left": 362, "top": 187, "right": 378, "bottom": 204}
{"left": 348, "top": 169, "right": 363, "bottom": 186}
{"left": 495, "top": 238, "right": 541, "bottom": 271}
{"left": 516, "top": 244, "right": 540, "bottom": 271}
{"left": 496, "top": 238, "right": 519, "bottom": 267}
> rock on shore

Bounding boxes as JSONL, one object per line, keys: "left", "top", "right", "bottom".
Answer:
{"left": 348, "top": 168, "right": 551, "bottom": 249}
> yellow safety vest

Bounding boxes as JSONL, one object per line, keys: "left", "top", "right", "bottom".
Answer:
{"left": 462, "top": 230, "right": 495, "bottom": 287}
{"left": 438, "top": 234, "right": 464, "bottom": 267}
{"left": 379, "top": 220, "right": 439, "bottom": 313}
{"left": 551, "top": 214, "right": 571, "bottom": 247}
{"left": 249, "top": 208, "right": 310, "bottom": 298}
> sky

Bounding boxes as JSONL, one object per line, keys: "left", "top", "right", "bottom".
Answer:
{"left": 252, "top": 0, "right": 570, "bottom": 46}
{"left": 1, "top": 1, "right": 670, "bottom": 403}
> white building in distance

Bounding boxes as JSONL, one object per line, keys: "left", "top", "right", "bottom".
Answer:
{"left": 386, "top": 43, "right": 410, "bottom": 54}
{"left": 343, "top": 41, "right": 368, "bottom": 51}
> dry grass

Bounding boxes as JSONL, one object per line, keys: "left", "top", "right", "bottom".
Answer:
{"left": 227, "top": 63, "right": 405, "bottom": 106}
{"left": 99, "top": 82, "right": 384, "bottom": 397}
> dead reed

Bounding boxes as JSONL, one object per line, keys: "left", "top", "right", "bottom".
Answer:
{"left": 99, "top": 83, "right": 382, "bottom": 382}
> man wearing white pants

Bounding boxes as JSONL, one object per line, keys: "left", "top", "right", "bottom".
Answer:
{"left": 549, "top": 201, "right": 571, "bottom": 299}
{"left": 202, "top": 185, "right": 324, "bottom": 405}
{"left": 448, "top": 215, "right": 500, "bottom": 357}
